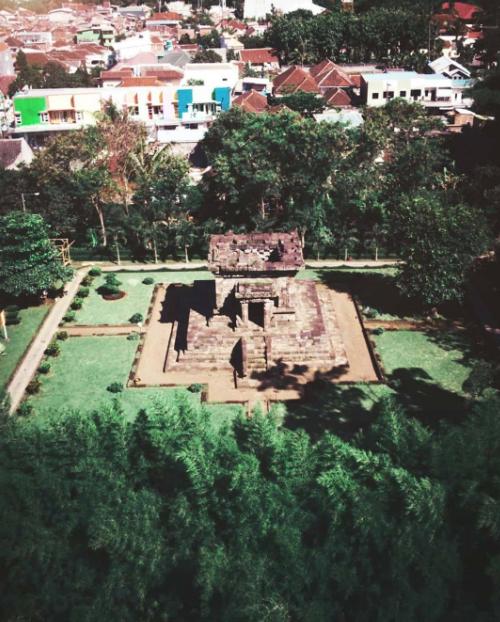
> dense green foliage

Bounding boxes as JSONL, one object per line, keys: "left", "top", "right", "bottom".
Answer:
{"left": 0, "top": 212, "right": 73, "bottom": 297}
{"left": 1, "top": 394, "right": 499, "bottom": 620}
{"left": 9, "top": 51, "right": 95, "bottom": 98}
{"left": 264, "top": 8, "right": 436, "bottom": 68}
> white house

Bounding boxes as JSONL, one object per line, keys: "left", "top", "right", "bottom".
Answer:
{"left": 183, "top": 63, "right": 239, "bottom": 91}
{"left": 243, "top": 0, "right": 324, "bottom": 20}
{"left": 361, "top": 71, "right": 454, "bottom": 110}
{"left": 428, "top": 56, "right": 471, "bottom": 80}
{"left": 113, "top": 32, "right": 154, "bottom": 61}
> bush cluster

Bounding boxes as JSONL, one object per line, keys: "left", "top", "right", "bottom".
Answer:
{"left": 142, "top": 277, "right": 155, "bottom": 285}
{"left": 129, "top": 313, "right": 143, "bottom": 324}
{"left": 88, "top": 267, "right": 102, "bottom": 277}
{"left": 44, "top": 341, "right": 60, "bottom": 357}
{"left": 26, "top": 378, "right": 41, "bottom": 395}
{"left": 63, "top": 310, "right": 76, "bottom": 323}
{"left": 56, "top": 331, "right": 68, "bottom": 341}
{"left": 38, "top": 361, "right": 51, "bottom": 374}
{"left": 4, "top": 305, "right": 20, "bottom": 325}
{"left": 107, "top": 382, "right": 124, "bottom": 394}
{"left": 70, "top": 297, "right": 83, "bottom": 310}
{"left": 78, "top": 286, "right": 90, "bottom": 298}
{"left": 99, "top": 274, "right": 123, "bottom": 297}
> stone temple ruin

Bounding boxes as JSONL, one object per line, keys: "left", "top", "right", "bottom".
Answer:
{"left": 137, "top": 232, "right": 348, "bottom": 399}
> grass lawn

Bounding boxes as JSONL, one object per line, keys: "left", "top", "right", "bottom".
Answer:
{"left": 373, "top": 330, "right": 475, "bottom": 395}
{"left": 298, "top": 267, "right": 410, "bottom": 321}
{"left": 0, "top": 305, "right": 49, "bottom": 390}
{"left": 74, "top": 269, "right": 213, "bottom": 325}
{"left": 28, "top": 336, "right": 194, "bottom": 420}
{"left": 28, "top": 335, "right": 243, "bottom": 428}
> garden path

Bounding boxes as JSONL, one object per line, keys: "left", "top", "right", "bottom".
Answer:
{"left": 7, "top": 269, "right": 88, "bottom": 414}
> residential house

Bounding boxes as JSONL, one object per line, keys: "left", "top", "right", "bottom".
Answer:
{"left": 428, "top": 55, "right": 471, "bottom": 80}
{"left": 243, "top": 0, "right": 324, "bottom": 19}
{"left": 0, "top": 41, "right": 14, "bottom": 75}
{"left": 361, "top": 71, "right": 454, "bottom": 111}
{"left": 233, "top": 89, "right": 268, "bottom": 113}
{"left": 16, "top": 31, "right": 53, "bottom": 51}
{"left": 146, "top": 12, "right": 184, "bottom": 29}
{"left": 0, "top": 137, "right": 33, "bottom": 168}
{"left": 239, "top": 48, "right": 280, "bottom": 75}
{"left": 183, "top": 62, "right": 239, "bottom": 91}
{"left": 12, "top": 83, "right": 231, "bottom": 146}
{"left": 273, "top": 66, "right": 320, "bottom": 95}
{"left": 114, "top": 32, "right": 154, "bottom": 61}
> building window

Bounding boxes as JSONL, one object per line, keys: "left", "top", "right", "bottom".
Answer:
{"left": 383, "top": 91, "right": 394, "bottom": 99}
{"left": 128, "top": 106, "right": 139, "bottom": 116}
{"left": 372, "top": 92, "right": 379, "bottom": 100}
{"left": 410, "top": 89, "right": 421, "bottom": 99}
{"left": 76, "top": 111, "right": 84, "bottom": 121}
{"left": 39, "top": 112, "right": 48, "bottom": 123}
{"left": 14, "top": 112, "right": 21, "bottom": 124}
{"left": 399, "top": 90, "right": 407, "bottom": 97}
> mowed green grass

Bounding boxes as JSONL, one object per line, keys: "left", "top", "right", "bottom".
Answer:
{"left": 74, "top": 270, "right": 213, "bottom": 325}
{"left": 28, "top": 336, "right": 195, "bottom": 420}
{"left": 373, "top": 330, "right": 474, "bottom": 395}
{"left": 0, "top": 305, "right": 49, "bottom": 390}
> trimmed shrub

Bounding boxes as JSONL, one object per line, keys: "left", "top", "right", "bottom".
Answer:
{"left": 78, "top": 286, "right": 90, "bottom": 298}
{"left": 45, "top": 341, "right": 60, "bottom": 357}
{"left": 81, "top": 275, "right": 93, "bottom": 287}
{"left": 26, "top": 378, "right": 41, "bottom": 395}
{"left": 105, "top": 274, "right": 122, "bottom": 287}
{"left": 129, "top": 313, "right": 144, "bottom": 324}
{"left": 71, "top": 297, "right": 83, "bottom": 310}
{"left": 143, "top": 277, "right": 155, "bottom": 285}
{"left": 38, "top": 361, "right": 51, "bottom": 374}
{"left": 127, "top": 332, "right": 140, "bottom": 341}
{"left": 57, "top": 331, "right": 68, "bottom": 341}
{"left": 63, "top": 310, "right": 76, "bottom": 323}
{"left": 5, "top": 305, "right": 20, "bottom": 325}
{"left": 107, "top": 382, "right": 124, "bottom": 393}
{"left": 372, "top": 327, "right": 385, "bottom": 336}
{"left": 89, "top": 267, "right": 102, "bottom": 277}
{"left": 17, "top": 402, "right": 33, "bottom": 417}
{"left": 188, "top": 383, "right": 204, "bottom": 393}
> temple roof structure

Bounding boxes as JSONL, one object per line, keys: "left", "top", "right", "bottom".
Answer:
{"left": 208, "top": 231, "right": 304, "bottom": 275}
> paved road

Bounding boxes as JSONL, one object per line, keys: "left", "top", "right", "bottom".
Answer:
{"left": 7, "top": 269, "right": 88, "bottom": 414}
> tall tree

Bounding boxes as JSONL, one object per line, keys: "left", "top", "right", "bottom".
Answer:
{"left": 0, "top": 212, "right": 73, "bottom": 297}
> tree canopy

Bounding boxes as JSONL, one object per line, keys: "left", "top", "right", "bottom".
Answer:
{"left": 1, "top": 393, "right": 499, "bottom": 620}
{"left": 0, "top": 211, "right": 73, "bottom": 298}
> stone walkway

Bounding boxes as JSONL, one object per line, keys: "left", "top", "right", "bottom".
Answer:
{"left": 7, "top": 268, "right": 88, "bottom": 414}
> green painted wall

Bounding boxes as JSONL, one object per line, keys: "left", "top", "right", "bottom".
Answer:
{"left": 76, "top": 31, "right": 100, "bottom": 43}
{"left": 14, "top": 96, "right": 47, "bottom": 126}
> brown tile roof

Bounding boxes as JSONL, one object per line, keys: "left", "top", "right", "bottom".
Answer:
{"left": 151, "top": 11, "right": 183, "bottom": 21}
{"left": 233, "top": 89, "right": 268, "bottom": 113}
{"left": 143, "top": 68, "right": 183, "bottom": 80}
{"left": 240, "top": 47, "right": 279, "bottom": 65}
{"left": 0, "top": 138, "right": 24, "bottom": 169}
{"left": 208, "top": 231, "right": 304, "bottom": 275}
{"left": 5, "top": 36, "right": 23, "bottom": 48}
{"left": 23, "top": 51, "right": 49, "bottom": 66}
{"left": 311, "top": 60, "right": 353, "bottom": 89}
{"left": 101, "top": 69, "right": 134, "bottom": 80}
{"left": 0, "top": 75, "right": 15, "bottom": 96}
{"left": 322, "top": 87, "right": 352, "bottom": 107}
{"left": 119, "top": 76, "right": 162, "bottom": 87}
{"left": 273, "top": 66, "right": 319, "bottom": 94}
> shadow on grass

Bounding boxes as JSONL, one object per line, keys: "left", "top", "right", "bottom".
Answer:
{"left": 315, "top": 269, "right": 414, "bottom": 318}
{"left": 284, "top": 379, "right": 380, "bottom": 441}
{"left": 388, "top": 367, "right": 468, "bottom": 427}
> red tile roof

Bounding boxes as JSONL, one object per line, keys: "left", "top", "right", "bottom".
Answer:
{"left": 101, "top": 69, "right": 134, "bottom": 80}
{"left": 218, "top": 19, "right": 247, "bottom": 31}
{"left": 273, "top": 66, "right": 320, "bottom": 94}
{"left": 322, "top": 87, "right": 352, "bottom": 107}
{"left": 311, "top": 59, "right": 353, "bottom": 88}
{"left": 440, "top": 2, "right": 483, "bottom": 21}
{"left": 0, "top": 138, "right": 25, "bottom": 169}
{"left": 151, "top": 11, "right": 183, "bottom": 21}
{"left": 23, "top": 51, "right": 50, "bottom": 66}
{"left": 233, "top": 89, "right": 268, "bottom": 113}
{"left": 143, "top": 68, "right": 183, "bottom": 80}
{"left": 0, "top": 75, "right": 15, "bottom": 96}
{"left": 119, "top": 77, "right": 163, "bottom": 87}
{"left": 240, "top": 47, "right": 279, "bottom": 65}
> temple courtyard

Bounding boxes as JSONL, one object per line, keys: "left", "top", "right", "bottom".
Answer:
{"left": 132, "top": 233, "right": 378, "bottom": 403}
